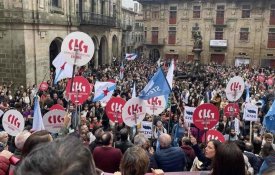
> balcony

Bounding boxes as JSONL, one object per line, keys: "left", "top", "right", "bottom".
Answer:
{"left": 121, "top": 24, "right": 133, "bottom": 31}
{"left": 144, "top": 38, "right": 165, "bottom": 46}
{"left": 78, "top": 12, "right": 116, "bottom": 27}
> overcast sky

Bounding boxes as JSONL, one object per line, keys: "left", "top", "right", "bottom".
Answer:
{"left": 122, "top": 0, "right": 135, "bottom": 8}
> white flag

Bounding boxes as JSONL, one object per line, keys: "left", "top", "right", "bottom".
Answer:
{"left": 53, "top": 53, "right": 73, "bottom": 84}
{"left": 132, "top": 83, "right": 136, "bottom": 98}
{"left": 166, "top": 59, "right": 174, "bottom": 89}
{"left": 93, "top": 81, "right": 116, "bottom": 103}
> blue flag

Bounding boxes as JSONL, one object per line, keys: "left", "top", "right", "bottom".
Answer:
{"left": 139, "top": 67, "right": 171, "bottom": 100}
{"left": 263, "top": 100, "right": 275, "bottom": 133}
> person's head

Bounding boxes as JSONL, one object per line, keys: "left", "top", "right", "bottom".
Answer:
{"left": 15, "top": 130, "right": 31, "bottom": 151}
{"left": 22, "top": 130, "right": 53, "bottom": 157}
{"left": 212, "top": 142, "right": 245, "bottom": 175}
{"left": 101, "top": 132, "right": 113, "bottom": 146}
{"left": 234, "top": 140, "right": 245, "bottom": 152}
{"left": 120, "top": 146, "right": 149, "bottom": 175}
{"left": 159, "top": 133, "right": 171, "bottom": 148}
{"left": 120, "top": 128, "right": 129, "bottom": 142}
{"left": 181, "top": 137, "right": 192, "bottom": 146}
{"left": 205, "top": 140, "right": 221, "bottom": 159}
{"left": 0, "top": 131, "right": 8, "bottom": 145}
{"left": 15, "top": 136, "right": 100, "bottom": 175}
{"left": 245, "top": 142, "right": 254, "bottom": 152}
{"left": 134, "top": 133, "right": 149, "bottom": 150}
{"left": 230, "top": 128, "right": 236, "bottom": 137}
{"left": 94, "top": 128, "right": 104, "bottom": 141}
{"left": 261, "top": 143, "right": 275, "bottom": 158}
{"left": 156, "top": 121, "right": 163, "bottom": 130}
{"left": 264, "top": 133, "right": 274, "bottom": 144}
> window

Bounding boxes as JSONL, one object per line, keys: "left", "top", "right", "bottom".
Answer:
{"left": 152, "top": 27, "right": 159, "bottom": 44}
{"left": 240, "top": 28, "right": 249, "bottom": 41}
{"left": 169, "top": 6, "right": 177, "bottom": 24}
{"left": 242, "top": 5, "right": 251, "bottom": 18}
{"left": 144, "top": 27, "right": 147, "bottom": 40}
{"left": 152, "top": 11, "right": 159, "bottom": 19}
{"left": 52, "top": 0, "right": 60, "bottom": 7}
{"left": 193, "top": 6, "right": 201, "bottom": 18}
{"left": 215, "top": 27, "right": 223, "bottom": 40}
{"left": 270, "top": 4, "right": 275, "bottom": 25}
{"left": 168, "top": 27, "right": 176, "bottom": 44}
{"left": 268, "top": 28, "right": 275, "bottom": 48}
{"left": 216, "top": 5, "right": 225, "bottom": 24}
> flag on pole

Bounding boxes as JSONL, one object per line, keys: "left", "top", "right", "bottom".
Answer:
{"left": 32, "top": 97, "right": 45, "bottom": 131}
{"left": 132, "top": 82, "right": 136, "bottom": 98}
{"left": 119, "top": 62, "right": 125, "bottom": 80}
{"left": 245, "top": 86, "right": 250, "bottom": 103}
{"left": 263, "top": 100, "right": 275, "bottom": 133}
{"left": 139, "top": 67, "right": 171, "bottom": 100}
{"left": 166, "top": 59, "right": 174, "bottom": 89}
{"left": 157, "top": 58, "right": 161, "bottom": 67}
{"left": 93, "top": 81, "right": 116, "bottom": 102}
{"left": 125, "top": 53, "right": 138, "bottom": 61}
{"left": 53, "top": 53, "right": 73, "bottom": 84}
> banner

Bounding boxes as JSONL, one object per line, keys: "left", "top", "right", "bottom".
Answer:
{"left": 140, "top": 121, "right": 152, "bottom": 138}
{"left": 184, "top": 106, "right": 196, "bottom": 123}
{"left": 243, "top": 103, "right": 258, "bottom": 122}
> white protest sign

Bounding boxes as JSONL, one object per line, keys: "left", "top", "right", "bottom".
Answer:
{"left": 43, "top": 110, "right": 67, "bottom": 133}
{"left": 144, "top": 96, "right": 166, "bottom": 115}
{"left": 243, "top": 103, "right": 258, "bottom": 122}
{"left": 2, "top": 110, "right": 25, "bottom": 136}
{"left": 122, "top": 97, "right": 146, "bottom": 127}
{"left": 61, "top": 32, "right": 95, "bottom": 66}
{"left": 225, "top": 76, "right": 245, "bottom": 102}
{"left": 140, "top": 121, "right": 153, "bottom": 138}
{"left": 184, "top": 106, "right": 196, "bottom": 123}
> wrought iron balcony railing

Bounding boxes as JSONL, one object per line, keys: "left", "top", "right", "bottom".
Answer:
{"left": 78, "top": 12, "right": 116, "bottom": 27}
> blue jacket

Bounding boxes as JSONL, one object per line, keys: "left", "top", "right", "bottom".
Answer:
{"left": 154, "top": 146, "right": 186, "bottom": 172}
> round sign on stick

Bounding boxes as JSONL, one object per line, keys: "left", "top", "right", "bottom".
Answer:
{"left": 144, "top": 96, "right": 166, "bottom": 115}
{"left": 105, "top": 97, "right": 126, "bottom": 124}
{"left": 43, "top": 110, "right": 67, "bottom": 133}
{"left": 61, "top": 32, "right": 95, "bottom": 66}
{"left": 65, "top": 76, "right": 91, "bottom": 105}
{"left": 224, "top": 103, "right": 240, "bottom": 117}
{"left": 122, "top": 97, "right": 146, "bottom": 127}
{"left": 39, "top": 82, "right": 48, "bottom": 91}
{"left": 2, "top": 110, "right": 25, "bottom": 136}
{"left": 225, "top": 76, "right": 245, "bottom": 102}
{"left": 202, "top": 130, "right": 225, "bottom": 143}
{"left": 50, "top": 104, "right": 65, "bottom": 111}
{"left": 193, "top": 103, "right": 219, "bottom": 130}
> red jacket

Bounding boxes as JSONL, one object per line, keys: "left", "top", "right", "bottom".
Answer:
{"left": 0, "top": 156, "right": 10, "bottom": 175}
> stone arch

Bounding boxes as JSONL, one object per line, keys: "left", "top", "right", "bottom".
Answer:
{"left": 149, "top": 48, "right": 160, "bottom": 63}
{"left": 49, "top": 37, "right": 63, "bottom": 71}
{"left": 98, "top": 36, "right": 108, "bottom": 66}
{"left": 112, "top": 35, "right": 119, "bottom": 59}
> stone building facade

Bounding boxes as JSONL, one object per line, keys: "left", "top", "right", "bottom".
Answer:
{"left": 137, "top": 0, "right": 275, "bottom": 67}
{"left": 0, "top": 0, "right": 122, "bottom": 87}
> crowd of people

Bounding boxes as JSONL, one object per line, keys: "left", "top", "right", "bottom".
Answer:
{"left": 0, "top": 58, "right": 274, "bottom": 175}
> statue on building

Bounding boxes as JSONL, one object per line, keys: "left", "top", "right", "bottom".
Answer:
{"left": 192, "top": 30, "right": 202, "bottom": 49}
